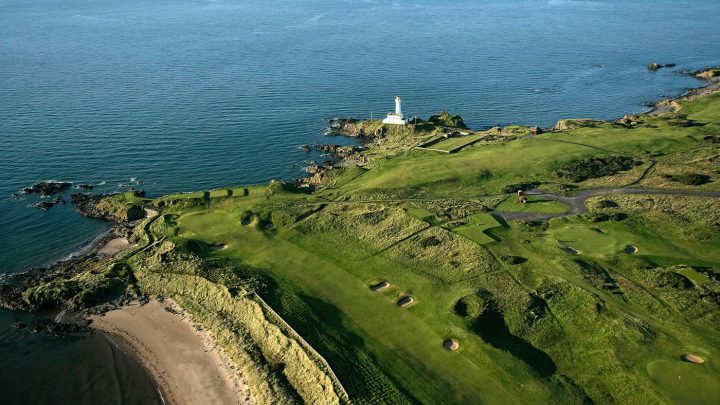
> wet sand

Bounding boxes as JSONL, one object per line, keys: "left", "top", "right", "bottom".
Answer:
{"left": 91, "top": 299, "right": 250, "bottom": 405}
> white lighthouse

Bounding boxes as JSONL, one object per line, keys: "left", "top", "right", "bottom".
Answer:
{"left": 382, "top": 96, "right": 407, "bottom": 125}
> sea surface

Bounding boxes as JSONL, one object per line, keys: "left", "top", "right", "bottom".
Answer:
{"left": 1, "top": 0, "right": 719, "bottom": 403}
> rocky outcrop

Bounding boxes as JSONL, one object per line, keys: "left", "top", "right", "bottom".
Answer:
{"left": 329, "top": 118, "right": 387, "bottom": 138}
{"left": 71, "top": 193, "right": 145, "bottom": 223}
{"left": 23, "top": 181, "right": 72, "bottom": 196}
{"left": 303, "top": 144, "right": 365, "bottom": 156}
{"left": 554, "top": 118, "right": 605, "bottom": 131}
{"left": 428, "top": 111, "right": 467, "bottom": 129}
{"left": 648, "top": 63, "right": 676, "bottom": 71}
{"left": 696, "top": 68, "right": 720, "bottom": 79}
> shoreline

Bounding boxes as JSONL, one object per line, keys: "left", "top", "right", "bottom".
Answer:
{"left": 91, "top": 299, "right": 251, "bottom": 405}
{"left": 644, "top": 68, "right": 720, "bottom": 116}
{"left": 2, "top": 65, "right": 718, "bottom": 404}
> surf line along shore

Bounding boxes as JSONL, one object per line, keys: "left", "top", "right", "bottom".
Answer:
{"left": 91, "top": 298, "right": 251, "bottom": 405}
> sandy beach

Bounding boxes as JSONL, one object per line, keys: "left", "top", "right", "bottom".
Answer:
{"left": 97, "top": 237, "right": 130, "bottom": 255}
{"left": 91, "top": 299, "right": 250, "bottom": 405}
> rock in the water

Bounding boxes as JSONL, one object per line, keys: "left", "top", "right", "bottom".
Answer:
{"left": 23, "top": 181, "right": 72, "bottom": 196}
{"left": 77, "top": 184, "right": 95, "bottom": 190}
{"left": 34, "top": 201, "right": 55, "bottom": 211}
{"left": 648, "top": 62, "right": 675, "bottom": 71}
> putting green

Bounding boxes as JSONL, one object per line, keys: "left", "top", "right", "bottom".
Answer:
{"left": 452, "top": 213, "right": 501, "bottom": 245}
{"left": 496, "top": 196, "right": 570, "bottom": 214}
{"left": 646, "top": 359, "right": 720, "bottom": 404}
{"left": 405, "top": 208, "right": 436, "bottom": 224}
{"left": 551, "top": 224, "right": 629, "bottom": 256}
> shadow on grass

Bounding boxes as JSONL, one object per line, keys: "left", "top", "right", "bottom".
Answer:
{"left": 256, "top": 281, "right": 416, "bottom": 404}
{"left": 472, "top": 307, "right": 557, "bottom": 378}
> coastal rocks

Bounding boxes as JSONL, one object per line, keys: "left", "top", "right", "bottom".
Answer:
{"left": 33, "top": 196, "right": 66, "bottom": 211}
{"left": 648, "top": 62, "right": 676, "bottom": 71}
{"left": 35, "top": 201, "right": 55, "bottom": 211}
{"left": 554, "top": 118, "right": 605, "bottom": 131}
{"left": 23, "top": 181, "right": 72, "bottom": 196}
{"left": 300, "top": 143, "right": 365, "bottom": 156}
{"left": 71, "top": 193, "right": 145, "bottom": 223}
{"left": 77, "top": 183, "right": 95, "bottom": 190}
{"left": 696, "top": 68, "right": 720, "bottom": 79}
{"left": 329, "top": 118, "right": 385, "bottom": 138}
{"left": 326, "top": 117, "right": 363, "bottom": 136}
{"left": 428, "top": 111, "right": 467, "bottom": 129}
{"left": 24, "top": 318, "right": 90, "bottom": 335}
{"left": 11, "top": 309, "right": 93, "bottom": 335}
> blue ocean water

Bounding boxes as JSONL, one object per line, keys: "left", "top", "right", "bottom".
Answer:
{"left": 1, "top": 0, "right": 718, "bottom": 402}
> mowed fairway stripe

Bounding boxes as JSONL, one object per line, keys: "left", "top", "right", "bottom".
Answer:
{"left": 179, "top": 212, "right": 534, "bottom": 404}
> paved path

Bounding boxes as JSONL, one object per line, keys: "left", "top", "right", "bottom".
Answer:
{"left": 494, "top": 188, "right": 720, "bottom": 222}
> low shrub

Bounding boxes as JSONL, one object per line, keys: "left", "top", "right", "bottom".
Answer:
{"left": 668, "top": 173, "right": 712, "bottom": 186}
{"left": 554, "top": 155, "right": 639, "bottom": 182}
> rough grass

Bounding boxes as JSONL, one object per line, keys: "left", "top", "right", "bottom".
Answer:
{"left": 101, "top": 90, "right": 720, "bottom": 404}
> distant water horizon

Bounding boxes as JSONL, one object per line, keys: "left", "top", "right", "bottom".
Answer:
{"left": 1, "top": 0, "right": 719, "bottom": 403}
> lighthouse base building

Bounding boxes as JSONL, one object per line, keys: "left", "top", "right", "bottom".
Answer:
{"left": 382, "top": 96, "right": 407, "bottom": 125}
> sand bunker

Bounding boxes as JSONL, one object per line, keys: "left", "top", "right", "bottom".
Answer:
{"left": 371, "top": 281, "right": 390, "bottom": 292}
{"left": 264, "top": 222, "right": 275, "bottom": 230}
{"left": 241, "top": 218, "right": 251, "bottom": 226}
{"left": 98, "top": 237, "right": 129, "bottom": 255}
{"left": 443, "top": 339, "right": 460, "bottom": 351}
{"left": 560, "top": 246, "right": 579, "bottom": 255}
{"left": 682, "top": 354, "right": 705, "bottom": 364}
{"left": 397, "top": 296, "right": 414, "bottom": 308}
{"left": 209, "top": 244, "right": 227, "bottom": 251}
{"left": 624, "top": 245, "right": 638, "bottom": 254}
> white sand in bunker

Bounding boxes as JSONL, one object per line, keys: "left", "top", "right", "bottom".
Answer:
{"left": 443, "top": 339, "right": 460, "bottom": 351}
{"left": 682, "top": 353, "right": 705, "bottom": 364}
{"left": 624, "top": 245, "right": 638, "bottom": 254}
{"left": 98, "top": 237, "right": 130, "bottom": 255}
{"left": 371, "top": 281, "right": 390, "bottom": 292}
{"left": 397, "top": 296, "right": 414, "bottom": 307}
{"left": 91, "top": 299, "right": 250, "bottom": 405}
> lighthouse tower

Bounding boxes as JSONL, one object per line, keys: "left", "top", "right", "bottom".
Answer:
{"left": 382, "top": 96, "right": 407, "bottom": 125}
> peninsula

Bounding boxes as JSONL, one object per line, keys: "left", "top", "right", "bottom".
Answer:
{"left": 2, "top": 68, "right": 720, "bottom": 404}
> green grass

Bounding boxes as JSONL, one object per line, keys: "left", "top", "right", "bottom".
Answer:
{"left": 451, "top": 213, "right": 502, "bottom": 244}
{"left": 550, "top": 223, "right": 630, "bottom": 257}
{"left": 429, "top": 134, "right": 484, "bottom": 152}
{"left": 646, "top": 358, "right": 720, "bottom": 404}
{"left": 177, "top": 208, "right": 562, "bottom": 404}
{"left": 676, "top": 267, "right": 710, "bottom": 287}
{"left": 496, "top": 195, "right": 570, "bottom": 214}
{"left": 405, "top": 207, "right": 436, "bottom": 223}
{"left": 89, "top": 89, "right": 720, "bottom": 404}
{"left": 335, "top": 93, "right": 720, "bottom": 198}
